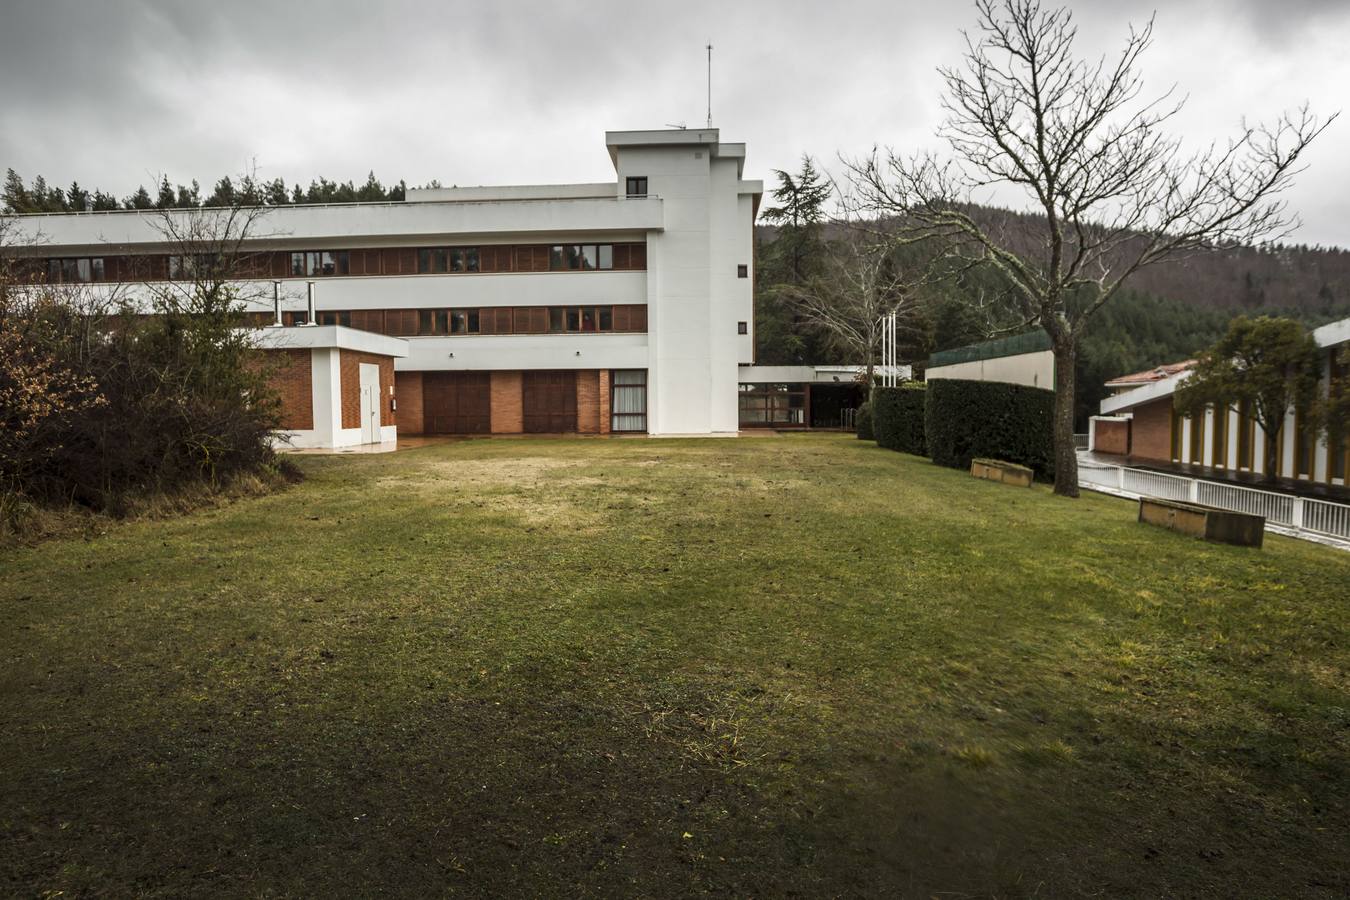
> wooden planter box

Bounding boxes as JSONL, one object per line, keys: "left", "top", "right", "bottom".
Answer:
{"left": 970, "top": 458, "right": 1033, "bottom": 488}
{"left": 1137, "top": 497, "right": 1264, "bottom": 547}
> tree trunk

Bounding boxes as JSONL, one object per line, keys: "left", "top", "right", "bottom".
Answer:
{"left": 1263, "top": 421, "right": 1281, "bottom": 483}
{"left": 1052, "top": 338, "right": 1079, "bottom": 497}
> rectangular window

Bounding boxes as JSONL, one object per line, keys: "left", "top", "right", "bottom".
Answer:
{"left": 611, "top": 370, "right": 647, "bottom": 432}
{"left": 418, "top": 309, "right": 448, "bottom": 335}
{"left": 1189, "top": 413, "right": 1204, "bottom": 465}
{"left": 549, "top": 307, "right": 565, "bottom": 333}
{"left": 317, "top": 310, "right": 351, "bottom": 327}
{"left": 737, "top": 264, "right": 748, "bottom": 278}
{"left": 566, "top": 308, "right": 581, "bottom": 331}
{"left": 598, "top": 245, "right": 613, "bottom": 270}
{"left": 464, "top": 247, "right": 479, "bottom": 272}
{"left": 598, "top": 307, "right": 613, "bottom": 331}
{"left": 625, "top": 176, "right": 648, "bottom": 198}
{"left": 48, "top": 257, "right": 104, "bottom": 283}
{"left": 1171, "top": 407, "right": 1182, "bottom": 462}
{"left": 448, "top": 309, "right": 479, "bottom": 334}
{"left": 450, "top": 249, "right": 465, "bottom": 273}
{"left": 738, "top": 321, "right": 748, "bottom": 335}
{"left": 738, "top": 383, "right": 807, "bottom": 426}
{"left": 580, "top": 245, "right": 598, "bottom": 270}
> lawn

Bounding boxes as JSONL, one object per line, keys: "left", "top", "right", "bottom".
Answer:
{"left": 2, "top": 434, "right": 1346, "bottom": 897}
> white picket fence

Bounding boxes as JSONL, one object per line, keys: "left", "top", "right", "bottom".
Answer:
{"left": 1078, "top": 461, "right": 1350, "bottom": 546}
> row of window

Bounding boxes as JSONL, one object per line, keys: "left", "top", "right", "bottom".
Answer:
{"left": 738, "top": 383, "right": 807, "bottom": 426}
{"left": 260, "top": 304, "right": 650, "bottom": 336}
{"left": 34, "top": 242, "right": 650, "bottom": 283}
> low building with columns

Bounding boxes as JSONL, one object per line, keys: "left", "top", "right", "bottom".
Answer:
{"left": 1089, "top": 317, "right": 1349, "bottom": 488}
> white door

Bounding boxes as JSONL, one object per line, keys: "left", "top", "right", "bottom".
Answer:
{"left": 359, "top": 363, "right": 381, "bottom": 443}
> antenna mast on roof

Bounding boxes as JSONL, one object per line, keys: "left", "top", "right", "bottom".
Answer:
{"left": 706, "top": 42, "right": 713, "bottom": 128}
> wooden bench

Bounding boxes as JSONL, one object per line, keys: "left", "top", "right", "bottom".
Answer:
{"left": 970, "top": 458, "right": 1033, "bottom": 488}
{"left": 1137, "top": 497, "right": 1264, "bottom": 547}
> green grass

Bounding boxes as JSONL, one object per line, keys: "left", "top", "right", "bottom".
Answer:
{"left": 2, "top": 434, "right": 1347, "bottom": 897}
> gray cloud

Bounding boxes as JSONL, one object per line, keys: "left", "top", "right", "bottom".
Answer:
{"left": 2, "top": 0, "right": 1347, "bottom": 246}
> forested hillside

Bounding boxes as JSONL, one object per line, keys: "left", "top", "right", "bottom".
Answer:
{"left": 754, "top": 209, "right": 1350, "bottom": 428}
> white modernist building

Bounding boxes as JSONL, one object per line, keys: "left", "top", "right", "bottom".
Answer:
{"left": 7, "top": 129, "right": 764, "bottom": 443}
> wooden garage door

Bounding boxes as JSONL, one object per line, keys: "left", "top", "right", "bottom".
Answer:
{"left": 523, "top": 371, "right": 577, "bottom": 433}
{"left": 423, "top": 372, "right": 491, "bottom": 434}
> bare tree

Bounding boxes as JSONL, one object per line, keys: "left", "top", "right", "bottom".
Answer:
{"left": 844, "top": 0, "right": 1334, "bottom": 496}
{"left": 147, "top": 193, "right": 278, "bottom": 317}
{"left": 778, "top": 232, "right": 925, "bottom": 394}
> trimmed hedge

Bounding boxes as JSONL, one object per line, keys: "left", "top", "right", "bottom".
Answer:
{"left": 924, "top": 379, "right": 1055, "bottom": 481}
{"left": 855, "top": 403, "right": 875, "bottom": 441}
{"left": 873, "top": 384, "right": 927, "bottom": 455}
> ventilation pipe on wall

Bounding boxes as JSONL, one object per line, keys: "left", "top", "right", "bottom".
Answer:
{"left": 304, "top": 281, "right": 318, "bottom": 326}
{"left": 271, "top": 281, "right": 283, "bottom": 327}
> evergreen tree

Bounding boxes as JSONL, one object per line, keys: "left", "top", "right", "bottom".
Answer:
{"left": 208, "top": 176, "right": 236, "bottom": 206}
{"left": 91, "top": 191, "right": 116, "bottom": 211}
{"left": 125, "top": 186, "right": 155, "bottom": 210}
{"left": 760, "top": 155, "right": 832, "bottom": 284}
{"left": 3, "top": 169, "right": 31, "bottom": 213}
{"left": 264, "top": 178, "right": 289, "bottom": 206}
{"left": 175, "top": 180, "right": 201, "bottom": 208}
{"left": 154, "top": 177, "right": 174, "bottom": 209}
{"left": 755, "top": 156, "right": 836, "bottom": 364}
{"left": 357, "top": 171, "right": 385, "bottom": 202}
{"left": 66, "top": 181, "right": 89, "bottom": 212}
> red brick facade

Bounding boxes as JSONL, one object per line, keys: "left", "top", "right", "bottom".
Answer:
{"left": 576, "top": 370, "right": 601, "bottom": 434}
{"left": 394, "top": 371, "right": 424, "bottom": 435}
{"left": 339, "top": 350, "right": 396, "bottom": 429}
{"left": 598, "top": 369, "right": 611, "bottom": 435}
{"left": 1093, "top": 417, "right": 1130, "bottom": 455}
{"left": 257, "top": 348, "right": 313, "bottom": 431}
{"left": 490, "top": 371, "right": 524, "bottom": 433}
{"left": 1129, "top": 398, "right": 1174, "bottom": 463}
{"left": 391, "top": 369, "right": 633, "bottom": 436}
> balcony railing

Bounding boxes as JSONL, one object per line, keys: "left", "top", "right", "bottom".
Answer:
{"left": 1078, "top": 457, "right": 1350, "bottom": 547}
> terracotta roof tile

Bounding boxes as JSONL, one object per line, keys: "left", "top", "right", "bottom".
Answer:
{"left": 1105, "top": 359, "right": 1196, "bottom": 387}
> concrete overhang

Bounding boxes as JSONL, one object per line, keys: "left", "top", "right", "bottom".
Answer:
{"left": 3, "top": 195, "right": 665, "bottom": 256}
{"left": 1313, "top": 316, "right": 1350, "bottom": 348}
{"left": 250, "top": 324, "right": 409, "bottom": 358}
{"left": 1100, "top": 370, "right": 1190, "bottom": 415}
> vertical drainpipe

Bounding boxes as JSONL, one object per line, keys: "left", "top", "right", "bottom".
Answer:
{"left": 271, "top": 281, "right": 283, "bottom": 326}
{"left": 305, "top": 281, "right": 317, "bottom": 326}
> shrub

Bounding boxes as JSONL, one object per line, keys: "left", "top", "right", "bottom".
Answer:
{"left": 856, "top": 402, "right": 874, "bottom": 441}
{"left": 924, "top": 379, "right": 1055, "bottom": 480}
{"left": 873, "top": 384, "right": 926, "bottom": 455}
{"left": 1, "top": 286, "right": 282, "bottom": 513}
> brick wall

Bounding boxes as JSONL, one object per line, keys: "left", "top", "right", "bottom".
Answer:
{"left": 1129, "top": 398, "right": 1173, "bottom": 463}
{"left": 395, "top": 371, "right": 424, "bottom": 435}
{"left": 339, "top": 350, "right": 396, "bottom": 429}
{"left": 265, "top": 348, "right": 313, "bottom": 431}
{"left": 599, "top": 369, "right": 611, "bottom": 435}
{"left": 1092, "top": 417, "right": 1130, "bottom": 455}
{"left": 576, "top": 370, "right": 601, "bottom": 434}
{"left": 490, "top": 371, "right": 523, "bottom": 433}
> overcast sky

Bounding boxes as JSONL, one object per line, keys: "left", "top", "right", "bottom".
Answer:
{"left": 2, "top": 0, "right": 1347, "bottom": 247}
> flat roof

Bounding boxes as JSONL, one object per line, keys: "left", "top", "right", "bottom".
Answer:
{"left": 250, "top": 324, "right": 409, "bottom": 358}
